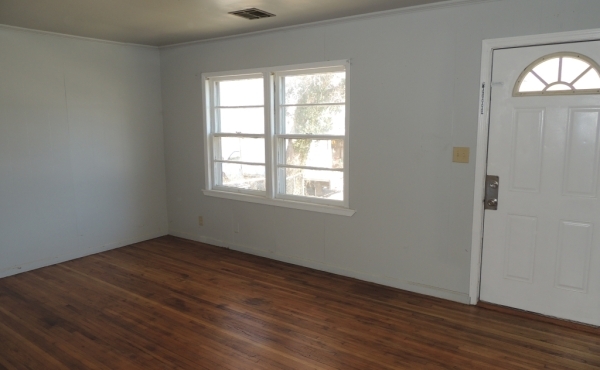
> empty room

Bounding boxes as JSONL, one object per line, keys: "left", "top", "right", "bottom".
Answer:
{"left": 1, "top": 0, "right": 600, "bottom": 368}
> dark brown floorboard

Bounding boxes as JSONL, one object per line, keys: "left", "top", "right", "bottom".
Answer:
{"left": 0, "top": 235, "right": 599, "bottom": 369}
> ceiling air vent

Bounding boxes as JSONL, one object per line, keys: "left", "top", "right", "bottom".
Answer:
{"left": 229, "top": 8, "right": 275, "bottom": 20}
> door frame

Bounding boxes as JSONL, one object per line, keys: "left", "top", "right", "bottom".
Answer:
{"left": 469, "top": 28, "right": 600, "bottom": 305}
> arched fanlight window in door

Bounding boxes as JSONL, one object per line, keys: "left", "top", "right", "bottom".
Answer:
{"left": 513, "top": 52, "right": 600, "bottom": 96}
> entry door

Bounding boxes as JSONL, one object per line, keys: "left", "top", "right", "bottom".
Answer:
{"left": 480, "top": 41, "right": 600, "bottom": 326}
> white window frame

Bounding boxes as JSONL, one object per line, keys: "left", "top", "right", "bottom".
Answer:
{"left": 513, "top": 52, "right": 600, "bottom": 96}
{"left": 202, "top": 60, "right": 355, "bottom": 216}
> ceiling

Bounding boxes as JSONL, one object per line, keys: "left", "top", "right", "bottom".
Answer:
{"left": 0, "top": 0, "right": 452, "bottom": 47}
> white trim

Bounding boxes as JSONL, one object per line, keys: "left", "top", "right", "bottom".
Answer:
{"left": 277, "top": 164, "right": 344, "bottom": 172}
{"left": 277, "top": 134, "right": 344, "bottom": 140}
{"left": 214, "top": 159, "right": 264, "bottom": 166}
{"left": 204, "top": 72, "right": 265, "bottom": 81}
{"left": 276, "top": 65, "right": 345, "bottom": 77}
{"left": 265, "top": 73, "right": 276, "bottom": 198}
{"left": 0, "top": 23, "right": 157, "bottom": 49}
{"left": 0, "top": 230, "right": 167, "bottom": 279}
{"left": 203, "top": 189, "right": 355, "bottom": 216}
{"left": 469, "top": 28, "right": 600, "bottom": 305}
{"left": 281, "top": 103, "right": 345, "bottom": 108}
{"left": 202, "top": 77, "right": 213, "bottom": 191}
{"left": 214, "top": 133, "right": 265, "bottom": 138}
{"left": 169, "top": 231, "right": 469, "bottom": 303}
{"left": 202, "top": 60, "right": 348, "bottom": 79}
{"left": 215, "top": 105, "right": 264, "bottom": 109}
{"left": 161, "top": 0, "right": 499, "bottom": 49}
{"left": 202, "top": 60, "right": 351, "bottom": 212}
{"left": 344, "top": 61, "right": 351, "bottom": 211}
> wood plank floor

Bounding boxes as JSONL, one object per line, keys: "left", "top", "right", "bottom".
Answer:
{"left": 0, "top": 236, "right": 599, "bottom": 369}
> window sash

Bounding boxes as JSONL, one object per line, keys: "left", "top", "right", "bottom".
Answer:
{"left": 279, "top": 102, "right": 345, "bottom": 108}
{"left": 278, "top": 164, "right": 344, "bottom": 172}
{"left": 215, "top": 159, "right": 265, "bottom": 166}
{"left": 214, "top": 133, "right": 265, "bottom": 138}
{"left": 276, "top": 134, "right": 343, "bottom": 140}
{"left": 274, "top": 65, "right": 346, "bottom": 78}
{"left": 273, "top": 68, "right": 346, "bottom": 202}
{"left": 214, "top": 105, "right": 264, "bottom": 109}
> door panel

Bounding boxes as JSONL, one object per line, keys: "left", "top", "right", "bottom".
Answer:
{"left": 480, "top": 41, "right": 600, "bottom": 326}
{"left": 563, "top": 109, "right": 600, "bottom": 197}
{"left": 555, "top": 220, "right": 593, "bottom": 293}
{"left": 510, "top": 109, "right": 544, "bottom": 192}
{"left": 503, "top": 214, "right": 537, "bottom": 283}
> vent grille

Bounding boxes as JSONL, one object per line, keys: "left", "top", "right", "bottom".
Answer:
{"left": 229, "top": 8, "right": 275, "bottom": 20}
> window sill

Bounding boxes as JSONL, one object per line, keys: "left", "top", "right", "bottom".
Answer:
{"left": 202, "top": 189, "right": 356, "bottom": 216}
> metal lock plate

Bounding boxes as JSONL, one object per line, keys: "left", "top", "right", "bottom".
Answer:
{"left": 484, "top": 175, "right": 499, "bottom": 210}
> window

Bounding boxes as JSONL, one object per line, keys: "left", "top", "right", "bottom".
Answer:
{"left": 514, "top": 52, "right": 600, "bottom": 96}
{"left": 202, "top": 61, "right": 353, "bottom": 216}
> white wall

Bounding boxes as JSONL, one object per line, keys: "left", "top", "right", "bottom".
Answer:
{"left": 0, "top": 27, "right": 168, "bottom": 278}
{"left": 160, "top": 0, "right": 600, "bottom": 303}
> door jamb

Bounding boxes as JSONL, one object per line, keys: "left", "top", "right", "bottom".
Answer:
{"left": 469, "top": 28, "right": 600, "bottom": 305}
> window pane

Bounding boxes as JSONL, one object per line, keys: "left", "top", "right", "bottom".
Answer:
{"left": 216, "top": 137, "right": 265, "bottom": 163}
{"left": 533, "top": 58, "right": 559, "bottom": 84}
{"left": 280, "top": 168, "right": 343, "bottom": 200}
{"left": 217, "top": 78, "right": 263, "bottom": 106}
{"left": 218, "top": 107, "right": 264, "bottom": 134}
{"left": 573, "top": 69, "right": 600, "bottom": 90}
{"left": 519, "top": 72, "right": 546, "bottom": 92}
{"left": 561, "top": 57, "right": 590, "bottom": 83}
{"left": 516, "top": 54, "right": 600, "bottom": 95}
{"left": 283, "top": 106, "right": 344, "bottom": 135}
{"left": 546, "top": 84, "right": 572, "bottom": 91}
{"left": 282, "top": 139, "right": 343, "bottom": 169}
{"left": 283, "top": 72, "right": 345, "bottom": 105}
{"left": 218, "top": 163, "right": 266, "bottom": 190}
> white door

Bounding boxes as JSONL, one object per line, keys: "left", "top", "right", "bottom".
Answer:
{"left": 480, "top": 40, "right": 600, "bottom": 326}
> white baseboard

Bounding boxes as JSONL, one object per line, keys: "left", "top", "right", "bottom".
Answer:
{"left": 0, "top": 230, "right": 168, "bottom": 279}
{"left": 169, "top": 230, "right": 471, "bottom": 304}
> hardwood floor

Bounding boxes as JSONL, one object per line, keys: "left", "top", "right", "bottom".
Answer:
{"left": 0, "top": 236, "right": 599, "bottom": 369}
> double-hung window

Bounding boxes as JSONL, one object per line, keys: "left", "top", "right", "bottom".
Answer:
{"left": 203, "top": 61, "right": 353, "bottom": 216}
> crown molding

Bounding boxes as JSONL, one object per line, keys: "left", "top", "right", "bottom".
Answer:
{"left": 0, "top": 23, "right": 157, "bottom": 49}
{"left": 161, "top": 0, "right": 500, "bottom": 49}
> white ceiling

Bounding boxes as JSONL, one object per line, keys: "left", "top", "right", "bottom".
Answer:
{"left": 0, "top": 0, "right": 451, "bottom": 47}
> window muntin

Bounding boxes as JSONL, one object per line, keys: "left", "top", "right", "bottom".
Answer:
{"left": 514, "top": 52, "right": 600, "bottom": 96}
{"left": 203, "top": 61, "right": 349, "bottom": 209}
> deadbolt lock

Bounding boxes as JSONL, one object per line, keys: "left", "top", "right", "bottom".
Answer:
{"left": 484, "top": 175, "right": 499, "bottom": 210}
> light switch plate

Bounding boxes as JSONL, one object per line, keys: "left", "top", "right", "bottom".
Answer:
{"left": 453, "top": 147, "right": 470, "bottom": 163}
